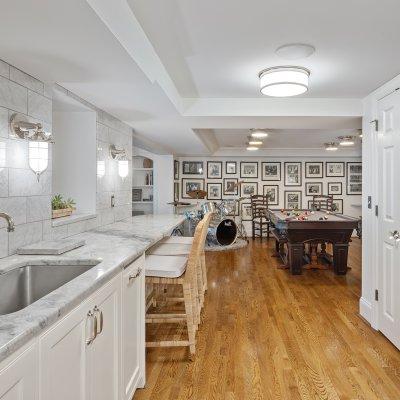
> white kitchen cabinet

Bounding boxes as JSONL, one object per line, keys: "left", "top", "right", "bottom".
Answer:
{"left": 0, "top": 345, "right": 37, "bottom": 400}
{"left": 121, "top": 254, "right": 145, "bottom": 400}
{"left": 39, "top": 297, "right": 90, "bottom": 400}
{"left": 87, "top": 277, "right": 121, "bottom": 400}
{"left": 0, "top": 255, "right": 146, "bottom": 400}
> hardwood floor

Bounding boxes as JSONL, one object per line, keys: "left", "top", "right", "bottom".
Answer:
{"left": 135, "top": 239, "right": 400, "bottom": 399}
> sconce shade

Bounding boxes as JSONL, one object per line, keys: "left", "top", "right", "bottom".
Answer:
{"left": 118, "top": 160, "right": 129, "bottom": 178}
{"left": 29, "top": 141, "right": 48, "bottom": 180}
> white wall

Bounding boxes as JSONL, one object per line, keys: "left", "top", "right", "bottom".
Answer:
{"left": 176, "top": 156, "right": 362, "bottom": 218}
{"left": 53, "top": 111, "right": 97, "bottom": 214}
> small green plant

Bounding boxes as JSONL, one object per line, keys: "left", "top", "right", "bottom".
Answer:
{"left": 52, "top": 194, "right": 76, "bottom": 210}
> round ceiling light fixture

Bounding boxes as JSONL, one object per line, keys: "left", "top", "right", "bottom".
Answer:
{"left": 246, "top": 146, "right": 259, "bottom": 151}
{"left": 250, "top": 129, "right": 269, "bottom": 138}
{"left": 259, "top": 66, "right": 310, "bottom": 97}
{"left": 275, "top": 43, "right": 315, "bottom": 60}
{"left": 338, "top": 136, "right": 355, "bottom": 146}
{"left": 324, "top": 142, "right": 338, "bottom": 151}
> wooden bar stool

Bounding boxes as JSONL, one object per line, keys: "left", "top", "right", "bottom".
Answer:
{"left": 144, "top": 220, "right": 205, "bottom": 357}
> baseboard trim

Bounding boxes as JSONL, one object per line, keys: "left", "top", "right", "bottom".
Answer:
{"left": 359, "top": 297, "right": 372, "bottom": 324}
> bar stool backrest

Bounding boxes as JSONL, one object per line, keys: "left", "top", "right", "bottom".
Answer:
{"left": 311, "top": 195, "right": 333, "bottom": 211}
{"left": 250, "top": 195, "right": 268, "bottom": 218}
{"left": 185, "top": 219, "right": 204, "bottom": 283}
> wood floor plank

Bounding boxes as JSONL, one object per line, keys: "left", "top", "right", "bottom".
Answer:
{"left": 135, "top": 239, "right": 400, "bottom": 400}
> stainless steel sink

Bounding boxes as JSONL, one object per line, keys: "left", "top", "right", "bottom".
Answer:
{"left": 0, "top": 260, "right": 100, "bottom": 315}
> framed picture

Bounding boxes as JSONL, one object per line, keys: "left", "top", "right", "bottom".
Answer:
{"left": 240, "top": 182, "right": 258, "bottom": 197}
{"left": 223, "top": 178, "right": 238, "bottom": 196}
{"left": 223, "top": 198, "right": 239, "bottom": 216}
{"left": 332, "top": 199, "right": 343, "bottom": 214}
{"left": 181, "top": 178, "right": 205, "bottom": 198}
{"left": 207, "top": 182, "right": 222, "bottom": 200}
{"left": 328, "top": 182, "right": 342, "bottom": 195}
{"left": 305, "top": 162, "right": 323, "bottom": 178}
{"left": 207, "top": 161, "right": 222, "bottom": 179}
{"left": 284, "top": 162, "right": 302, "bottom": 186}
{"left": 326, "top": 162, "right": 345, "bottom": 177}
{"left": 174, "top": 160, "right": 179, "bottom": 180}
{"left": 240, "top": 162, "right": 258, "bottom": 178}
{"left": 182, "top": 161, "right": 203, "bottom": 175}
{"left": 263, "top": 185, "right": 279, "bottom": 205}
{"left": 132, "top": 188, "right": 142, "bottom": 202}
{"left": 284, "top": 191, "right": 302, "bottom": 209}
{"left": 305, "top": 182, "right": 323, "bottom": 196}
{"left": 174, "top": 182, "right": 179, "bottom": 201}
{"left": 241, "top": 202, "right": 253, "bottom": 221}
{"left": 261, "top": 162, "right": 281, "bottom": 181}
{"left": 225, "top": 161, "right": 237, "bottom": 175}
{"left": 347, "top": 162, "right": 362, "bottom": 195}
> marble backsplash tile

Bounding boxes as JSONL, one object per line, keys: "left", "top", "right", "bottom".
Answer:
{"left": 0, "top": 75, "right": 27, "bottom": 114}
{"left": 9, "top": 67, "right": 44, "bottom": 95}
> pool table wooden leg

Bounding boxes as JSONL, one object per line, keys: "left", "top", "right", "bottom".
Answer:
{"left": 288, "top": 242, "right": 303, "bottom": 275}
{"left": 333, "top": 243, "right": 349, "bottom": 275}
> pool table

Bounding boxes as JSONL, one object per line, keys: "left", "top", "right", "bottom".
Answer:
{"left": 267, "top": 209, "right": 360, "bottom": 275}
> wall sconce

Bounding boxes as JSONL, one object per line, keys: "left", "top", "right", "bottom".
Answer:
{"left": 10, "top": 113, "right": 54, "bottom": 181}
{"left": 109, "top": 144, "right": 129, "bottom": 179}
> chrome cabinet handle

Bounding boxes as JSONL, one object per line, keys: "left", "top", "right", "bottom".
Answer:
{"left": 128, "top": 267, "right": 142, "bottom": 282}
{"left": 86, "top": 311, "right": 97, "bottom": 345}
{"left": 93, "top": 306, "right": 104, "bottom": 335}
{"left": 389, "top": 230, "right": 400, "bottom": 241}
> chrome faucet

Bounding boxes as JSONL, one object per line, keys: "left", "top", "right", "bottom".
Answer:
{"left": 0, "top": 212, "right": 15, "bottom": 232}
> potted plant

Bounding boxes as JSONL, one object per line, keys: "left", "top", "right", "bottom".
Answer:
{"left": 51, "top": 194, "right": 76, "bottom": 219}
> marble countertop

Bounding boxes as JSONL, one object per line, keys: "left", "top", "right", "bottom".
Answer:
{"left": 0, "top": 214, "right": 185, "bottom": 363}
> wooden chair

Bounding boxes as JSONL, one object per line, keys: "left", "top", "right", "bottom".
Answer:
{"left": 310, "top": 195, "right": 333, "bottom": 211}
{"left": 250, "top": 195, "right": 270, "bottom": 240}
{"left": 144, "top": 219, "right": 206, "bottom": 356}
{"left": 147, "top": 212, "right": 212, "bottom": 314}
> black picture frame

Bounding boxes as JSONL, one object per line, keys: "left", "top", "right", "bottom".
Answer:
{"left": 261, "top": 162, "right": 281, "bottom": 181}
{"left": 225, "top": 161, "right": 237, "bottom": 175}
{"left": 241, "top": 202, "right": 253, "bottom": 221}
{"left": 240, "top": 181, "right": 258, "bottom": 197}
{"left": 207, "top": 161, "right": 222, "bottom": 179}
{"left": 263, "top": 184, "right": 279, "bottom": 205}
{"left": 174, "top": 182, "right": 179, "bottom": 201}
{"left": 332, "top": 198, "right": 344, "bottom": 214}
{"left": 181, "top": 178, "right": 205, "bottom": 198}
{"left": 284, "top": 190, "right": 302, "bottom": 209}
{"left": 174, "top": 160, "right": 179, "bottom": 180}
{"left": 346, "top": 162, "right": 362, "bottom": 195}
{"left": 326, "top": 162, "right": 345, "bottom": 177}
{"left": 240, "top": 162, "right": 258, "bottom": 178}
{"left": 305, "top": 162, "right": 324, "bottom": 178}
{"left": 207, "top": 182, "right": 222, "bottom": 200}
{"left": 284, "top": 162, "right": 302, "bottom": 186}
{"left": 305, "top": 182, "right": 323, "bottom": 196}
{"left": 182, "top": 161, "right": 203, "bottom": 175}
{"left": 223, "top": 178, "right": 238, "bottom": 196}
{"left": 328, "top": 182, "right": 342, "bottom": 196}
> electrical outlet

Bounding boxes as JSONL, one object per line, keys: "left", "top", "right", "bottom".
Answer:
{"left": 111, "top": 195, "right": 115, "bottom": 208}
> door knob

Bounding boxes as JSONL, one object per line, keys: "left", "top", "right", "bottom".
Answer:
{"left": 389, "top": 230, "right": 400, "bottom": 241}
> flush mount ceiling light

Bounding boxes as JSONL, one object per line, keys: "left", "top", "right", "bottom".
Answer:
{"left": 325, "top": 142, "right": 338, "bottom": 151}
{"left": 250, "top": 129, "right": 269, "bottom": 138}
{"left": 246, "top": 146, "right": 259, "bottom": 151}
{"left": 248, "top": 139, "right": 263, "bottom": 146}
{"left": 275, "top": 43, "right": 315, "bottom": 60}
{"left": 259, "top": 66, "right": 310, "bottom": 97}
{"left": 338, "top": 136, "right": 355, "bottom": 146}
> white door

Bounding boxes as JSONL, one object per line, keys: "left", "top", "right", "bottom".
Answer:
{"left": 39, "top": 301, "right": 90, "bottom": 400}
{"left": 121, "top": 255, "right": 145, "bottom": 400}
{"left": 378, "top": 91, "right": 400, "bottom": 348}
{"left": 87, "top": 276, "right": 120, "bottom": 400}
{"left": 0, "top": 345, "right": 37, "bottom": 400}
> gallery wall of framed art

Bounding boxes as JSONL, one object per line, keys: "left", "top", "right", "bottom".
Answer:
{"left": 176, "top": 157, "right": 362, "bottom": 217}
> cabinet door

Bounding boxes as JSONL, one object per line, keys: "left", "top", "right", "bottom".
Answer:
{"left": 88, "top": 276, "right": 120, "bottom": 400}
{"left": 39, "top": 302, "right": 90, "bottom": 400}
{"left": 121, "top": 254, "right": 145, "bottom": 400}
{"left": 0, "top": 345, "right": 36, "bottom": 400}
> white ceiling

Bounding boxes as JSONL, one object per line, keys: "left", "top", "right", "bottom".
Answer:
{"left": 128, "top": 0, "right": 400, "bottom": 98}
{"left": 0, "top": 0, "right": 384, "bottom": 155}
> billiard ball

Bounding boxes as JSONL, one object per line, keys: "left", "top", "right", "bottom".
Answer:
{"left": 319, "top": 217, "right": 324, "bottom": 220}
{"left": 324, "top": 216, "right": 329, "bottom": 220}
